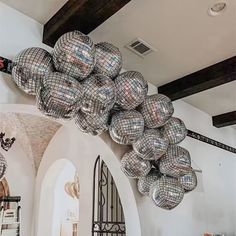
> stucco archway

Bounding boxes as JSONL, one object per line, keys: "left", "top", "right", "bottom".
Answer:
{"left": 35, "top": 124, "right": 142, "bottom": 236}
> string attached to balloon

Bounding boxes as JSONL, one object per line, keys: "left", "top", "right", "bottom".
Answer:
{"left": 11, "top": 30, "right": 197, "bottom": 210}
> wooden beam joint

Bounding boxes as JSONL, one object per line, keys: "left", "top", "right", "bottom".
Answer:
{"left": 158, "top": 56, "right": 236, "bottom": 101}
{"left": 43, "top": 0, "right": 131, "bottom": 47}
{"left": 213, "top": 111, "right": 236, "bottom": 128}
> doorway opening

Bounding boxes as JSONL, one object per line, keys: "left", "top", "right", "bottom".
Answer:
{"left": 38, "top": 159, "right": 79, "bottom": 236}
{"left": 92, "top": 156, "right": 126, "bottom": 235}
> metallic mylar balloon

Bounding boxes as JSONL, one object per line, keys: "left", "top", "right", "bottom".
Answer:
{"left": 12, "top": 47, "right": 54, "bottom": 95}
{"left": 133, "top": 129, "right": 169, "bottom": 161}
{"left": 75, "top": 110, "right": 109, "bottom": 136}
{"left": 81, "top": 74, "right": 116, "bottom": 116}
{"left": 140, "top": 94, "right": 174, "bottom": 128}
{"left": 149, "top": 176, "right": 184, "bottom": 210}
{"left": 121, "top": 150, "right": 151, "bottom": 178}
{"left": 36, "top": 72, "right": 84, "bottom": 119}
{"left": 179, "top": 170, "right": 197, "bottom": 193}
{"left": 0, "top": 153, "right": 7, "bottom": 180}
{"left": 159, "top": 145, "right": 192, "bottom": 178}
{"left": 53, "top": 31, "right": 95, "bottom": 80}
{"left": 137, "top": 168, "right": 161, "bottom": 196}
{"left": 163, "top": 117, "right": 188, "bottom": 145}
{"left": 115, "top": 71, "right": 148, "bottom": 110}
{"left": 94, "top": 42, "right": 122, "bottom": 79}
{"left": 109, "top": 110, "right": 145, "bottom": 145}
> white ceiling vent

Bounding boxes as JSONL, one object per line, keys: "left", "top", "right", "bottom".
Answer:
{"left": 125, "top": 38, "right": 156, "bottom": 57}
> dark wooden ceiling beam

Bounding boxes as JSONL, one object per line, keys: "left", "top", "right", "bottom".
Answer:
{"left": 43, "top": 0, "right": 131, "bottom": 47}
{"left": 158, "top": 56, "right": 236, "bottom": 101}
{"left": 213, "top": 111, "right": 236, "bottom": 128}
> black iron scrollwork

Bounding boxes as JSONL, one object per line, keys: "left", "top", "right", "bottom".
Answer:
{"left": 93, "top": 222, "right": 126, "bottom": 234}
{"left": 92, "top": 156, "right": 126, "bottom": 235}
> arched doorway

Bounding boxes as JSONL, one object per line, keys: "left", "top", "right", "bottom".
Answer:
{"left": 37, "top": 159, "right": 79, "bottom": 236}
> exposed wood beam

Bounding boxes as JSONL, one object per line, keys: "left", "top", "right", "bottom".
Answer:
{"left": 158, "top": 56, "right": 236, "bottom": 101}
{"left": 43, "top": 0, "right": 131, "bottom": 47}
{"left": 0, "top": 56, "right": 13, "bottom": 74}
{"left": 212, "top": 111, "right": 236, "bottom": 128}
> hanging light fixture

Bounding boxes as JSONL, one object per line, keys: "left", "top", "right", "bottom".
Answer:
{"left": 0, "top": 132, "right": 16, "bottom": 151}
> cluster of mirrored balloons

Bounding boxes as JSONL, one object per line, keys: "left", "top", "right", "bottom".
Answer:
{"left": 11, "top": 30, "right": 197, "bottom": 210}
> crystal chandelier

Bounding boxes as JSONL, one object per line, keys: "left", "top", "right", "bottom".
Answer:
{"left": 0, "top": 132, "right": 16, "bottom": 151}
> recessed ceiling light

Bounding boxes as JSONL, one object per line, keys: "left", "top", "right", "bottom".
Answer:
{"left": 208, "top": 2, "right": 227, "bottom": 16}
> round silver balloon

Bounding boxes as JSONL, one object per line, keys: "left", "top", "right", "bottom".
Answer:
{"left": 36, "top": 72, "right": 84, "bottom": 119}
{"left": 94, "top": 42, "right": 122, "bottom": 79}
{"left": 159, "top": 145, "right": 192, "bottom": 178}
{"left": 12, "top": 47, "right": 54, "bottom": 95}
{"left": 140, "top": 94, "right": 174, "bottom": 128}
{"left": 137, "top": 169, "right": 162, "bottom": 196}
{"left": 179, "top": 170, "right": 198, "bottom": 193}
{"left": 163, "top": 117, "right": 187, "bottom": 145}
{"left": 121, "top": 150, "right": 151, "bottom": 178}
{"left": 81, "top": 74, "right": 116, "bottom": 116}
{"left": 0, "top": 153, "right": 7, "bottom": 180}
{"left": 149, "top": 176, "right": 184, "bottom": 210}
{"left": 109, "top": 110, "right": 145, "bottom": 145}
{"left": 53, "top": 31, "right": 95, "bottom": 80}
{"left": 75, "top": 110, "right": 109, "bottom": 136}
{"left": 133, "top": 129, "right": 169, "bottom": 161}
{"left": 115, "top": 71, "right": 148, "bottom": 110}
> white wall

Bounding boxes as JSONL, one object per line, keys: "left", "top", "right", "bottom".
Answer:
{"left": 0, "top": 1, "right": 50, "bottom": 106}
{"left": 138, "top": 84, "right": 236, "bottom": 236}
{"left": 0, "top": 4, "right": 49, "bottom": 236}
{"left": 4, "top": 142, "right": 35, "bottom": 236}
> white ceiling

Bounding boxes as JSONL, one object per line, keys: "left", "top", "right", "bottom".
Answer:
{"left": 90, "top": 0, "right": 236, "bottom": 86}
{"left": 89, "top": 0, "right": 236, "bottom": 126}
{"left": 183, "top": 81, "right": 236, "bottom": 116}
{"left": 0, "top": 0, "right": 67, "bottom": 23}
{"left": 1, "top": 0, "right": 236, "bottom": 127}
{"left": 0, "top": 113, "right": 61, "bottom": 171}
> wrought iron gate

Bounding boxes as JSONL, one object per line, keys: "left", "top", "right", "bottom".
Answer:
{"left": 92, "top": 156, "right": 126, "bottom": 235}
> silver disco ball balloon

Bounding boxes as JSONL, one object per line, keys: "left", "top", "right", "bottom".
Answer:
{"left": 109, "top": 110, "right": 145, "bottom": 145}
{"left": 137, "top": 169, "right": 162, "bottom": 196}
{"left": 149, "top": 176, "right": 184, "bottom": 210}
{"left": 36, "top": 72, "right": 84, "bottom": 119}
{"left": 53, "top": 31, "right": 95, "bottom": 80}
{"left": 140, "top": 94, "right": 174, "bottom": 128}
{"left": 81, "top": 74, "right": 116, "bottom": 116}
{"left": 121, "top": 150, "right": 151, "bottom": 178}
{"left": 179, "top": 170, "right": 198, "bottom": 193}
{"left": 133, "top": 129, "right": 169, "bottom": 161}
{"left": 75, "top": 111, "right": 109, "bottom": 136}
{"left": 159, "top": 145, "right": 192, "bottom": 178}
{"left": 0, "top": 153, "right": 7, "bottom": 180}
{"left": 12, "top": 47, "right": 54, "bottom": 95}
{"left": 163, "top": 117, "right": 188, "bottom": 145}
{"left": 115, "top": 71, "right": 148, "bottom": 110}
{"left": 94, "top": 42, "right": 122, "bottom": 79}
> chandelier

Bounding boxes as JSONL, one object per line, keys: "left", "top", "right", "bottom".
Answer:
{"left": 0, "top": 132, "right": 16, "bottom": 151}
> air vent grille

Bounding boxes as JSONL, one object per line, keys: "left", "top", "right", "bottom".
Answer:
{"left": 126, "top": 38, "right": 155, "bottom": 57}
